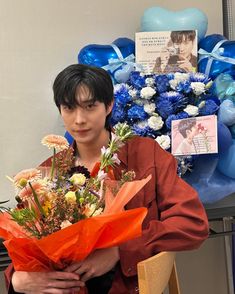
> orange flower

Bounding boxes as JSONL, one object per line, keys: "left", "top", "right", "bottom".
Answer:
{"left": 41, "top": 135, "right": 69, "bottom": 151}
{"left": 19, "top": 182, "right": 45, "bottom": 200}
{"left": 14, "top": 168, "right": 41, "bottom": 187}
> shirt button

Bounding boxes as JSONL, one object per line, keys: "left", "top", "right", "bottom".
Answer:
{"left": 135, "top": 286, "right": 139, "bottom": 292}
{"left": 127, "top": 267, "right": 132, "bottom": 273}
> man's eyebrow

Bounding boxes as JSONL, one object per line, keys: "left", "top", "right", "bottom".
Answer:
{"left": 79, "top": 99, "right": 96, "bottom": 105}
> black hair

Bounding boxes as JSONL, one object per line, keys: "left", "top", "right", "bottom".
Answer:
{"left": 178, "top": 118, "right": 197, "bottom": 138}
{"left": 53, "top": 64, "right": 114, "bottom": 129}
{"left": 170, "top": 30, "right": 196, "bottom": 44}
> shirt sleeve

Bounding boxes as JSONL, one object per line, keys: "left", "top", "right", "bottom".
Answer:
{"left": 119, "top": 141, "right": 209, "bottom": 277}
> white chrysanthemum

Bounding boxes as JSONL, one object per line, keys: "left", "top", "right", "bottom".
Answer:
{"left": 60, "top": 220, "right": 72, "bottom": 229}
{"left": 128, "top": 88, "right": 138, "bottom": 99}
{"left": 191, "top": 82, "right": 206, "bottom": 96}
{"left": 147, "top": 116, "right": 164, "bottom": 131}
{"left": 184, "top": 105, "right": 199, "bottom": 116}
{"left": 145, "top": 77, "right": 155, "bottom": 87}
{"left": 174, "top": 72, "right": 190, "bottom": 82}
{"left": 140, "top": 87, "right": 156, "bottom": 99}
{"left": 155, "top": 135, "right": 171, "bottom": 150}
{"left": 144, "top": 103, "right": 156, "bottom": 114}
{"left": 169, "top": 79, "right": 178, "bottom": 90}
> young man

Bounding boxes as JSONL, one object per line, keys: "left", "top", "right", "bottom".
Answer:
{"left": 153, "top": 30, "right": 197, "bottom": 74}
{"left": 5, "top": 64, "right": 208, "bottom": 294}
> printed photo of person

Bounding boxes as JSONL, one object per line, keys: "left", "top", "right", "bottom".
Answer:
{"left": 153, "top": 30, "right": 197, "bottom": 74}
{"left": 174, "top": 118, "right": 199, "bottom": 155}
{"left": 172, "top": 115, "right": 218, "bottom": 156}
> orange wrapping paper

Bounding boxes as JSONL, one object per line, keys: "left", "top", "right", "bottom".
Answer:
{"left": 0, "top": 175, "right": 151, "bottom": 272}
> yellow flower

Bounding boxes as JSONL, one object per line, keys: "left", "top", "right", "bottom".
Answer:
{"left": 41, "top": 134, "right": 69, "bottom": 151}
{"left": 42, "top": 200, "right": 52, "bottom": 216}
{"left": 64, "top": 191, "right": 77, "bottom": 204}
{"left": 69, "top": 173, "right": 86, "bottom": 186}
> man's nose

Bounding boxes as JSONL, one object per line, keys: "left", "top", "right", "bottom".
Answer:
{"left": 74, "top": 108, "right": 86, "bottom": 124}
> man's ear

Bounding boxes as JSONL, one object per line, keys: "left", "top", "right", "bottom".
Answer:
{"left": 107, "top": 100, "right": 114, "bottom": 115}
{"left": 186, "top": 129, "right": 191, "bottom": 137}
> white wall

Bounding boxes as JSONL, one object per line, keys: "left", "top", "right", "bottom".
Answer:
{"left": 0, "top": 1, "right": 227, "bottom": 293}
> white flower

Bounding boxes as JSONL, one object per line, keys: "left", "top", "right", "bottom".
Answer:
{"left": 140, "top": 87, "right": 156, "bottom": 99}
{"left": 169, "top": 79, "right": 178, "bottom": 90}
{"left": 97, "top": 170, "right": 107, "bottom": 181}
{"left": 114, "top": 83, "right": 129, "bottom": 93}
{"left": 60, "top": 220, "right": 72, "bottom": 229}
{"left": 128, "top": 88, "right": 138, "bottom": 99}
{"left": 155, "top": 135, "right": 171, "bottom": 150}
{"left": 144, "top": 103, "right": 156, "bottom": 114}
{"left": 64, "top": 191, "right": 77, "bottom": 203}
{"left": 101, "top": 146, "right": 111, "bottom": 156}
{"left": 147, "top": 116, "right": 164, "bottom": 131}
{"left": 184, "top": 105, "right": 199, "bottom": 116}
{"left": 191, "top": 82, "right": 206, "bottom": 96}
{"left": 174, "top": 72, "right": 190, "bottom": 82}
{"left": 69, "top": 173, "right": 86, "bottom": 186}
{"left": 145, "top": 77, "right": 155, "bottom": 87}
{"left": 84, "top": 204, "right": 103, "bottom": 217}
{"left": 111, "top": 153, "right": 121, "bottom": 165}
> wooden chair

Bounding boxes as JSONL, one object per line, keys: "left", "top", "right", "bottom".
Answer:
{"left": 137, "top": 251, "right": 181, "bottom": 294}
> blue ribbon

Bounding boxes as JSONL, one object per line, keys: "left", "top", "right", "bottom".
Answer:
{"left": 102, "top": 43, "right": 136, "bottom": 73}
{"left": 198, "top": 39, "right": 235, "bottom": 76}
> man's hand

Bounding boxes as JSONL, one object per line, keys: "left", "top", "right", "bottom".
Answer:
{"left": 65, "top": 246, "right": 120, "bottom": 282}
{"left": 177, "top": 56, "right": 193, "bottom": 71}
{"left": 12, "top": 271, "right": 85, "bottom": 294}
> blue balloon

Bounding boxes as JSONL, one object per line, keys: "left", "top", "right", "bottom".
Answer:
{"left": 217, "top": 121, "right": 233, "bottom": 153}
{"left": 217, "top": 139, "right": 235, "bottom": 179}
{"left": 78, "top": 38, "right": 135, "bottom": 83}
{"left": 198, "top": 34, "right": 235, "bottom": 80}
{"left": 218, "top": 99, "right": 235, "bottom": 126}
{"left": 229, "top": 124, "right": 235, "bottom": 139}
{"left": 141, "top": 7, "right": 208, "bottom": 41}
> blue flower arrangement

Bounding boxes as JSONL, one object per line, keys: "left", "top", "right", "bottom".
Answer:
{"left": 111, "top": 71, "right": 220, "bottom": 175}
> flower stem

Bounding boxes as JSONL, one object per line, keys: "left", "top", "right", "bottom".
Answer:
{"left": 28, "top": 182, "right": 45, "bottom": 218}
{"left": 50, "top": 148, "right": 56, "bottom": 180}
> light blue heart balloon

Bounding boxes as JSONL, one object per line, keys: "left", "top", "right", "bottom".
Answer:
{"left": 218, "top": 99, "right": 235, "bottom": 126}
{"left": 217, "top": 139, "right": 235, "bottom": 179}
{"left": 141, "top": 7, "right": 208, "bottom": 41}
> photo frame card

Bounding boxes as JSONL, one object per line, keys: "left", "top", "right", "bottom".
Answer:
{"left": 135, "top": 30, "right": 198, "bottom": 74}
{"left": 171, "top": 115, "right": 218, "bottom": 156}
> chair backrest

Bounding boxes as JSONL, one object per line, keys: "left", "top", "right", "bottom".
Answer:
{"left": 137, "top": 251, "right": 180, "bottom": 294}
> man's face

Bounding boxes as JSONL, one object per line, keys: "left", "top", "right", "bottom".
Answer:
{"left": 174, "top": 36, "right": 194, "bottom": 60}
{"left": 60, "top": 85, "right": 113, "bottom": 145}
{"left": 186, "top": 125, "right": 199, "bottom": 140}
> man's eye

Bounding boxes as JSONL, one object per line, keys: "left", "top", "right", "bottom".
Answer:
{"left": 85, "top": 104, "right": 95, "bottom": 110}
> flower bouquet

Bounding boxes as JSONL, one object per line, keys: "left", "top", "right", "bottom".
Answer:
{"left": 0, "top": 123, "right": 149, "bottom": 272}
{"left": 111, "top": 71, "right": 219, "bottom": 175}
